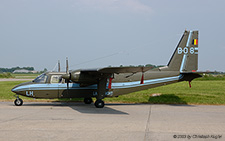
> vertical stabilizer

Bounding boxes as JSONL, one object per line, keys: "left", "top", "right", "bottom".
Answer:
{"left": 165, "top": 30, "right": 198, "bottom": 72}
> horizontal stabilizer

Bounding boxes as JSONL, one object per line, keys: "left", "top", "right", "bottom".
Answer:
{"left": 179, "top": 72, "right": 202, "bottom": 82}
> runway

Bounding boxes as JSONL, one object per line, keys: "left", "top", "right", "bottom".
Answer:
{"left": 0, "top": 102, "right": 224, "bottom": 141}
{"left": 0, "top": 78, "right": 33, "bottom": 81}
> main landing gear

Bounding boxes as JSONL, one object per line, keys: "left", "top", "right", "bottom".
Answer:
{"left": 94, "top": 99, "right": 105, "bottom": 108}
{"left": 84, "top": 98, "right": 93, "bottom": 104}
{"left": 14, "top": 95, "right": 23, "bottom": 106}
{"left": 94, "top": 76, "right": 107, "bottom": 108}
{"left": 83, "top": 98, "right": 105, "bottom": 108}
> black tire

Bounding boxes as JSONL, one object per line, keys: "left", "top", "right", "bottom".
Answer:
{"left": 84, "top": 98, "right": 93, "bottom": 104}
{"left": 14, "top": 98, "right": 23, "bottom": 106}
{"left": 94, "top": 99, "right": 105, "bottom": 108}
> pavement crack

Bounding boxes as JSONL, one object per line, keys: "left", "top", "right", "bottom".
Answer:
{"left": 144, "top": 105, "right": 152, "bottom": 141}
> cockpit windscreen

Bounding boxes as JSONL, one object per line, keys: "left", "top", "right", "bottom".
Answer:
{"left": 33, "top": 73, "right": 48, "bottom": 83}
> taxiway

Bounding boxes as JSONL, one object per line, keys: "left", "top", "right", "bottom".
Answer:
{"left": 0, "top": 102, "right": 224, "bottom": 141}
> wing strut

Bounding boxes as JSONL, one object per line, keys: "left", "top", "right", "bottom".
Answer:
{"left": 189, "top": 81, "right": 192, "bottom": 88}
{"left": 108, "top": 77, "right": 113, "bottom": 89}
{"left": 140, "top": 73, "right": 144, "bottom": 84}
{"left": 140, "top": 68, "right": 144, "bottom": 84}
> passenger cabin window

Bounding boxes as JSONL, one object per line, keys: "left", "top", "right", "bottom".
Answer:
{"left": 33, "top": 74, "right": 48, "bottom": 83}
{"left": 50, "top": 75, "right": 64, "bottom": 83}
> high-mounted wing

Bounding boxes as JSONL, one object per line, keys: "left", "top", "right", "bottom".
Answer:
{"left": 98, "top": 66, "right": 153, "bottom": 74}
{"left": 62, "top": 66, "right": 153, "bottom": 85}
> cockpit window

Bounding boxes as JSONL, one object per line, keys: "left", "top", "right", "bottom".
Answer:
{"left": 33, "top": 73, "right": 48, "bottom": 83}
{"left": 50, "top": 75, "right": 63, "bottom": 83}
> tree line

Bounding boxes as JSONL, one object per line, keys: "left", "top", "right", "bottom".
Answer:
{"left": 0, "top": 67, "right": 34, "bottom": 73}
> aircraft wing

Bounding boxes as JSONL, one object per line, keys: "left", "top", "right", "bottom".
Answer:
{"left": 97, "top": 66, "right": 153, "bottom": 74}
{"left": 62, "top": 66, "right": 153, "bottom": 85}
{"left": 76, "top": 66, "right": 153, "bottom": 74}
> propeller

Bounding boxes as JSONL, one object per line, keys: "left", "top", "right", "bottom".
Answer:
{"left": 58, "top": 60, "right": 60, "bottom": 72}
{"left": 61, "top": 57, "right": 70, "bottom": 95}
{"left": 66, "top": 57, "right": 68, "bottom": 74}
{"left": 62, "top": 58, "right": 70, "bottom": 78}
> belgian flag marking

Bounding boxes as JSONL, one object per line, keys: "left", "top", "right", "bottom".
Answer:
{"left": 192, "top": 39, "right": 198, "bottom": 45}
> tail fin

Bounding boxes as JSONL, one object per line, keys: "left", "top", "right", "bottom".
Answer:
{"left": 164, "top": 30, "right": 198, "bottom": 72}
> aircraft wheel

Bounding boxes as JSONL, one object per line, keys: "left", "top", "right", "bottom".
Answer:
{"left": 14, "top": 98, "right": 23, "bottom": 106}
{"left": 94, "top": 99, "right": 105, "bottom": 108}
{"left": 84, "top": 98, "right": 93, "bottom": 104}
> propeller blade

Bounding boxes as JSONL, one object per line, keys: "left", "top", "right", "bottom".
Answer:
{"left": 58, "top": 60, "right": 60, "bottom": 72}
{"left": 66, "top": 57, "right": 69, "bottom": 74}
{"left": 62, "top": 57, "right": 71, "bottom": 80}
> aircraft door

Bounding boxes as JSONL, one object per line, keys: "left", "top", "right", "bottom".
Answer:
{"left": 58, "top": 76, "right": 67, "bottom": 98}
{"left": 49, "top": 75, "right": 62, "bottom": 98}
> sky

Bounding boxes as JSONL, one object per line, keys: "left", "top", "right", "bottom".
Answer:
{"left": 0, "top": 0, "right": 225, "bottom": 71}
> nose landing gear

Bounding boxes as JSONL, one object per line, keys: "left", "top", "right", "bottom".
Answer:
{"left": 14, "top": 95, "right": 23, "bottom": 106}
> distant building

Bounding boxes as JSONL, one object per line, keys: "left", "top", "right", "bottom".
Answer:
{"left": 30, "top": 71, "right": 38, "bottom": 73}
{"left": 13, "top": 69, "right": 31, "bottom": 73}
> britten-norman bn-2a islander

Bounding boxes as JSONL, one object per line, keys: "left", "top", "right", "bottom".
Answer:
{"left": 12, "top": 30, "right": 201, "bottom": 108}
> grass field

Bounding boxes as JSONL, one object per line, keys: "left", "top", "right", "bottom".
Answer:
{"left": 12, "top": 73, "right": 40, "bottom": 79}
{"left": 0, "top": 73, "right": 40, "bottom": 79}
{"left": 0, "top": 72, "right": 14, "bottom": 78}
{"left": 0, "top": 80, "right": 225, "bottom": 105}
{"left": 105, "top": 80, "right": 225, "bottom": 105}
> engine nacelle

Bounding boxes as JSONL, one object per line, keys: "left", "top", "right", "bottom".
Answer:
{"left": 62, "top": 71, "right": 99, "bottom": 85}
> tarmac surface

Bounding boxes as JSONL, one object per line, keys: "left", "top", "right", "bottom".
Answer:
{"left": 0, "top": 78, "right": 33, "bottom": 81}
{"left": 0, "top": 102, "right": 224, "bottom": 141}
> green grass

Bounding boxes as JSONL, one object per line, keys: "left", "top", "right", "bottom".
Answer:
{"left": 104, "top": 80, "right": 225, "bottom": 105}
{"left": 0, "top": 73, "right": 40, "bottom": 79}
{"left": 196, "top": 74, "right": 225, "bottom": 81}
{"left": 0, "top": 73, "right": 14, "bottom": 78}
{"left": 0, "top": 80, "right": 225, "bottom": 105}
{"left": 12, "top": 73, "right": 40, "bottom": 79}
{"left": 0, "top": 81, "right": 30, "bottom": 100}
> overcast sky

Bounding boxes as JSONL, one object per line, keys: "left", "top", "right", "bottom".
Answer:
{"left": 0, "top": 0, "right": 225, "bottom": 71}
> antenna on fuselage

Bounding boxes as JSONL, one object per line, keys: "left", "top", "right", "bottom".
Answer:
{"left": 58, "top": 60, "right": 60, "bottom": 72}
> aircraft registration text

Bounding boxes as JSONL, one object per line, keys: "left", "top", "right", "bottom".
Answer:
{"left": 26, "top": 91, "right": 33, "bottom": 97}
{"left": 178, "top": 47, "right": 198, "bottom": 54}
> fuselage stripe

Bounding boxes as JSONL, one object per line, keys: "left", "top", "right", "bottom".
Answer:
{"left": 12, "top": 75, "right": 180, "bottom": 91}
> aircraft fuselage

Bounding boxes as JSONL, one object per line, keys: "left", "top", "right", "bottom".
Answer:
{"left": 12, "top": 70, "right": 181, "bottom": 99}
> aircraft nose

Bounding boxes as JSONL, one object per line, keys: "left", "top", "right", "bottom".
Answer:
{"left": 11, "top": 85, "right": 24, "bottom": 93}
{"left": 11, "top": 86, "right": 19, "bottom": 93}
{"left": 11, "top": 81, "right": 32, "bottom": 93}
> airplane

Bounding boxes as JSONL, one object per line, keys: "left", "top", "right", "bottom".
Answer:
{"left": 11, "top": 30, "right": 201, "bottom": 108}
